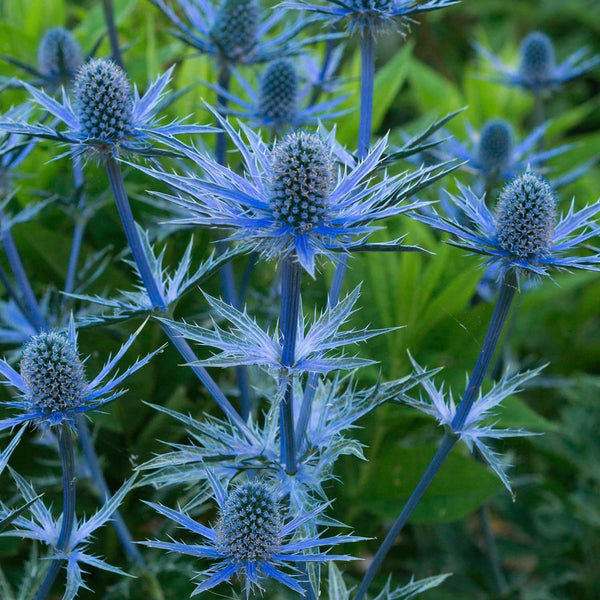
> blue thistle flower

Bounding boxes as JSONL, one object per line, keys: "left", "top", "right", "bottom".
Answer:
{"left": 0, "top": 58, "right": 212, "bottom": 159}
{"left": 0, "top": 318, "right": 163, "bottom": 431}
{"left": 210, "top": 0, "right": 260, "bottom": 62}
{"left": 475, "top": 31, "right": 600, "bottom": 94}
{"left": 205, "top": 58, "right": 348, "bottom": 131}
{"left": 74, "top": 58, "right": 134, "bottom": 143}
{"left": 414, "top": 172, "right": 600, "bottom": 278}
{"left": 148, "top": 0, "right": 322, "bottom": 65}
{"left": 259, "top": 60, "right": 299, "bottom": 125}
{"left": 134, "top": 114, "right": 433, "bottom": 275}
{"left": 438, "top": 119, "right": 572, "bottom": 180}
{"left": 477, "top": 119, "right": 514, "bottom": 175}
{"left": 143, "top": 475, "right": 361, "bottom": 595}
{"left": 284, "top": 0, "right": 458, "bottom": 36}
{"left": 518, "top": 32, "right": 556, "bottom": 88}
{"left": 36, "top": 27, "right": 82, "bottom": 85}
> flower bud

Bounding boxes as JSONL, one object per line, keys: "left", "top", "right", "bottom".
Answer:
{"left": 37, "top": 27, "right": 82, "bottom": 83}
{"left": 258, "top": 60, "right": 299, "bottom": 126}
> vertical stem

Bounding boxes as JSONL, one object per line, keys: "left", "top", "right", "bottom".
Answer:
{"left": 1, "top": 223, "right": 47, "bottom": 331}
{"left": 104, "top": 156, "right": 167, "bottom": 312}
{"left": 357, "top": 31, "right": 375, "bottom": 161}
{"left": 327, "top": 31, "right": 376, "bottom": 312}
{"left": 36, "top": 424, "right": 76, "bottom": 600}
{"left": 479, "top": 503, "right": 508, "bottom": 595}
{"left": 308, "top": 32, "right": 337, "bottom": 107}
{"left": 214, "top": 62, "right": 252, "bottom": 421}
{"left": 75, "top": 416, "right": 145, "bottom": 566}
{"left": 0, "top": 261, "right": 31, "bottom": 320}
{"left": 64, "top": 155, "right": 87, "bottom": 298}
{"left": 279, "top": 258, "right": 302, "bottom": 475}
{"left": 354, "top": 269, "right": 518, "bottom": 600}
{"left": 102, "top": 0, "right": 124, "bottom": 69}
{"left": 532, "top": 92, "right": 545, "bottom": 153}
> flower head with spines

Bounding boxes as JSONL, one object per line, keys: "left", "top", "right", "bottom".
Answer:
{"left": 204, "top": 58, "right": 348, "bottom": 132}
{"left": 413, "top": 171, "right": 600, "bottom": 279}
{"left": 142, "top": 473, "right": 362, "bottom": 595}
{"left": 0, "top": 57, "right": 212, "bottom": 159}
{"left": 0, "top": 317, "right": 163, "bottom": 432}
{"left": 148, "top": 0, "right": 326, "bottom": 66}
{"left": 133, "top": 111, "right": 444, "bottom": 275}
{"left": 437, "top": 119, "right": 572, "bottom": 181}
{"left": 284, "top": 0, "right": 458, "bottom": 37}
{"left": 475, "top": 31, "right": 600, "bottom": 94}
{"left": 37, "top": 27, "right": 82, "bottom": 85}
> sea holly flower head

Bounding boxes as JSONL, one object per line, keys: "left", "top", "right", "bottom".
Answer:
{"left": 285, "top": 0, "right": 458, "bottom": 36}
{"left": 143, "top": 474, "right": 360, "bottom": 595}
{"left": 0, "top": 57, "right": 212, "bottom": 159}
{"left": 136, "top": 114, "right": 436, "bottom": 275}
{"left": 148, "top": 0, "right": 323, "bottom": 66}
{"left": 0, "top": 318, "right": 163, "bottom": 431}
{"left": 210, "top": 0, "right": 260, "bottom": 62}
{"left": 205, "top": 58, "right": 348, "bottom": 132}
{"left": 37, "top": 27, "right": 82, "bottom": 86}
{"left": 414, "top": 171, "right": 600, "bottom": 278}
{"left": 439, "top": 119, "right": 572, "bottom": 180}
{"left": 475, "top": 31, "right": 600, "bottom": 94}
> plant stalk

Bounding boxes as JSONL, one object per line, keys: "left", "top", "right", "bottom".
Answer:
{"left": 354, "top": 269, "right": 518, "bottom": 600}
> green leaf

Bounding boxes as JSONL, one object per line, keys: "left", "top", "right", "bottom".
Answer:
{"left": 495, "top": 396, "right": 558, "bottom": 432}
{"left": 359, "top": 444, "right": 502, "bottom": 523}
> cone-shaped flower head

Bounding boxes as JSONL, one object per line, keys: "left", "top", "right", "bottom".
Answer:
{"left": 495, "top": 171, "right": 556, "bottom": 261}
{"left": 270, "top": 131, "right": 335, "bottom": 232}
{"left": 518, "top": 32, "right": 556, "bottom": 87}
{"left": 74, "top": 58, "right": 134, "bottom": 143}
{"left": 21, "top": 331, "right": 87, "bottom": 416}
{"left": 37, "top": 27, "right": 82, "bottom": 83}
{"left": 258, "top": 60, "right": 299, "bottom": 126}
{"left": 477, "top": 119, "right": 514, "bottom": 175}
{"left": 210, "top": 0, "right": 260, "bottom": 62}
{"left": 216, "top": 482, "right": 282, "bottom": 563}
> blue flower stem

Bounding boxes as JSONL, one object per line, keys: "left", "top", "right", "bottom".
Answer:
{"left": 214, "top": 62, "right": 252, "bottom": 421}
{"left": 0, "top": 261, "right": 31, "bottom": 320}
{"left": 102, "top": 0, "right": 124, "bottom": 69}
{"left": 75, "top": 415, "right": 145, "bottom": 566}
{"left": 326, "top": 31, "right": 376, "bottom": 309}
{"left": 308, "top": 31, "right": 337, "bottom": 106}
{"left": 533, "top": 92, "right": 545, "bottom": 152}
{"left": 36, "top": 423, "right": 76, "bottom": 600}
{"left": 0, "top": 222, "right": 47, "bottom": 331}
{"left": 104, "top": 156, "right": 167, "bottom": 312}
{"left": 161, "top": 322, "right": 253, "bottom": 439}
{"left": 354, "top": 269, "right": 518, "bottom": 600}
{"left": 279, "top": 258, "right": 302, "bottom": 475}
{"left": 64, "top": 156, "right": 87, "bottom": 298}
{"left": 479, "top": 503, "right": 508, "bottom": 594}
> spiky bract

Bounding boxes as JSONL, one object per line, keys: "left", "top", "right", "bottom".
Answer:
{"left": 496, "top": 172, "right": 556, "bottom": 261}
{"left": 259, "top": 60, "right": 299, "bottom": 126}
{"left": 21, "top": 331, "right": 87, "bottom": 416}
{"left": 75, "top": 59, "right": 134, "bottom": 143}
{"left": 37, "top": 27, "right": 82, "bottom": 83}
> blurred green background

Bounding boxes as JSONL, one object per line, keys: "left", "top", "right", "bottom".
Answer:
{"left": 0, "top": 0, "right": 599, "bottom": 598}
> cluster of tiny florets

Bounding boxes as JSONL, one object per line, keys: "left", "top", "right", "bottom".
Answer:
{"left": 518, "top": 32, "right": 556, "bottom": 85}
{"left": 477, "top": 119, "right": 514, "bottom": 174}
{"left": 258, "top": 60, "right": 299, "bottom": 125}
{"left": 216, "top": 482, "right": 282, "bottom": 563}
{"left": 20, "top": 331, "right": 87, "bottom": 416}
{"left": 495, "top": 172, "right": 557, "bottom": 260}
{"left": 37, "top": 27, "right": 82, "bottom": 82}
{"left": 270, "top": 131, "right": 335, "bottom": 232}
{"left": 74, "top": 58, "right": 134, "bottom": 143}
{"left": 210, "top": 0, "right": 260, "bottom": 62}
